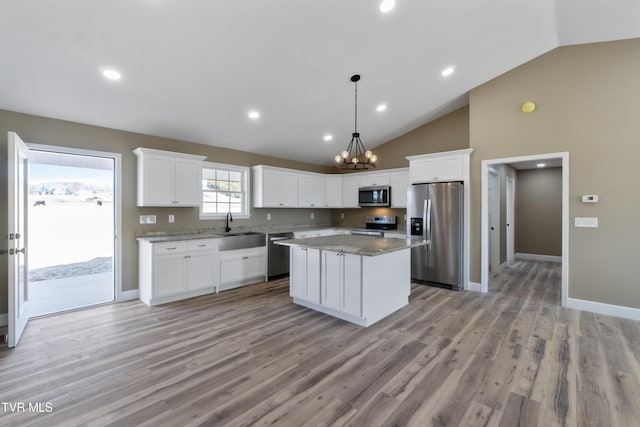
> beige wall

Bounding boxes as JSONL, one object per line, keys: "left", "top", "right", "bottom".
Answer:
{"left": 369, "top": 106, "right": 469, "bottom": 170}
{"left": 515, "top": 168, "right": 562, "bottom": 256}
{"left": 469, "top": 38, "right": 640, "bottom": 308}
{"left": 0, "top": 109, "right": 333, "bottom": 313}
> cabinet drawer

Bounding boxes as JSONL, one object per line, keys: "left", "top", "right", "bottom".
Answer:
{"left": 153, "top": 242, "right": 188, "bottom": 255}
{"left": 188, "top": 239, "right": 219, "bottom": 251}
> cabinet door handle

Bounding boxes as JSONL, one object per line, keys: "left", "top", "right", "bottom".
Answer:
{"left": 166, "top": 247, "right": 177, "bottom": 250}
{"left": 433, "top": 177, "right": 439, "bottom": 180}
{"left": 197, "top": 244, "right": 207, "bottom": 247}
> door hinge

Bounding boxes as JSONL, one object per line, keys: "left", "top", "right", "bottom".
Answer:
{"left": 9, "top": 233, "right": 14, "bottom": 240}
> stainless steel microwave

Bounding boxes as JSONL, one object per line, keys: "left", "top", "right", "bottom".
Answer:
{"left": 358, "top": 185, "right": 391, "bottom": 207}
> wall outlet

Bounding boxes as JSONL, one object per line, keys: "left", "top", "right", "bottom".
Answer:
{"left": 341, "top": 213, "right": 345, "bottom": 219}
{"left": 168, "top": 214, "right": 175, "bottom": 223}
{"left": 267, "top": 213, "right": 272, "bottom": 220}
{"left": 404, "top": 214, "right": 407, "bottom": 220}
{"left": 139, "top": 215, "right": 156, "bottom": 225}
{"left": 310, "top": 212, "right": 315, "bottom": 219}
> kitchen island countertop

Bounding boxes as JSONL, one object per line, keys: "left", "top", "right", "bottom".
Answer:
{"left": 276, "top": 234, "right": 426, "bottom": 257}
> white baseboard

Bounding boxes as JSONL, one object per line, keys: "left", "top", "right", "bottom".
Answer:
{"left": 0, "top": 313, "right": 7, "bottom": 327}
{"left": 567, "top": 297, "right": 640, "bottom": 321}
{"left": 117, "top": 289, "right": 139, "bottom": 302}
{"left": 515, "top": 253, "right": 562, "bottom": 262}
{"left": 467, "top": 282, "right": 483, "bottom": 292}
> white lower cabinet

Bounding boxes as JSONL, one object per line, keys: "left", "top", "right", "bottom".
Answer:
{"left": 139, "top": 239, "right": 219, "bottom": 306}
{"left": 288, "top": 246, "right": 410, "bottom": 327}
{"left": 219, "top": 246, "right": 267, "bottom": 291}
{"left": 322, "top": 251, "right": 362, "bottom": 317}
{"left": 290, "top": 247, "right": 320, "bottom": 303}
{"left": 153, "top": 251, "right": 188, "bottom": 299}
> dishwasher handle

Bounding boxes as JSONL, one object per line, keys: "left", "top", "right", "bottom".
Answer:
{"left": 269, "top": 236, "right": 293, "bottom": 242}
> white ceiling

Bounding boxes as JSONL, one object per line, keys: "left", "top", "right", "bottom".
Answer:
{"left": 1, "top": 1, "right": 638, "bottom": 166}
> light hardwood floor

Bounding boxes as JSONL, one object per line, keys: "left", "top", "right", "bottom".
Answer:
{"left": 1, "top": 260, "right": 639, "bottom": 426}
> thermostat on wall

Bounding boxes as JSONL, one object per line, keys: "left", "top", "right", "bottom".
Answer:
{"left": 581, "top": 195, "right": 598, "bottom": 203}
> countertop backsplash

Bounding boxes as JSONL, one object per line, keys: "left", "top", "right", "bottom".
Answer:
{"left": 136, "top": 222, "right": 334, "bottom": 238}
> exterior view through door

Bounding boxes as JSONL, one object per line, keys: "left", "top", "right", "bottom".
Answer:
{"left": 27, "top": 149, "right": 115, "bottom": 317}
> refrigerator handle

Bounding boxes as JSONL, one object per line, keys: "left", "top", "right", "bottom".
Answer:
{"left": 424, "top": 199, "right": 432, "bottom": 248}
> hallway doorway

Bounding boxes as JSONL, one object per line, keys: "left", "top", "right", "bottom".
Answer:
{"left": 481, "top": 152, "right": 569, "bottom": 307}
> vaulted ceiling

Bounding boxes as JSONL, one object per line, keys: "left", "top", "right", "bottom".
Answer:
{"left": 1, "top": 1, "right": 638, "bottom": 165}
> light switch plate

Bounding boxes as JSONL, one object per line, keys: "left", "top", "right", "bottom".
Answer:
{"left": 267, "top": 213, "right": 272, "bottom": 220}
{"left": 575, "top": 217, "right": 598, "bottom": 228}
{"left": 310, "top": 212, "right": 315, "bottom": 219}
{"left": 140, "top": 215, "right": 156, "bottom": 225}
{"left": 168, "top": 214, "right": 175, "bottom": 223}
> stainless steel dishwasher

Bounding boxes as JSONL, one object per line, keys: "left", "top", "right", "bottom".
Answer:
{"left": 267, "top": 232, "right": 294, "bottom": 280}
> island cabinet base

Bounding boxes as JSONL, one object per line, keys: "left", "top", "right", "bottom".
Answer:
{"left": 290, "top": 247, "right": 411, "bottom": 327}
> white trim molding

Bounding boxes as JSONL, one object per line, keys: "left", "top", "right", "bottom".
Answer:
{"left": 567, "top": 298, "right": 640, "bottom": 321}
{"left": 117, "top": 289, "right": 139, "bottom": 302}
{"left": 515, "top": 253, "right": 562, "bottom": 262}
{"left": 0, "top": 313, "right": 8, "bottom": 327}
{"left": 467, "top": 282, "right": 483, "bottom": 292}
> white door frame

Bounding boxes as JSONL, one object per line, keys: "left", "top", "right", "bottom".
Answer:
{"left": 506, "top": 176, "right": 515, "bottom": 263}
{"left": 481, "top": 152, "right": 569, "bottom": 307}
{"left": 27, "top": 143, "right": 124, "bottom": 302}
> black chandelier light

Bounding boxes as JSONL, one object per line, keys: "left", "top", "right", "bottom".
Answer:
{"left": 334, "top": 74, "right": 377, "bottom": 169}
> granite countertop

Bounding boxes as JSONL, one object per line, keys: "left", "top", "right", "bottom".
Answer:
{"left": 137, "top": 233, "right": 223, "bottom": 243}
{"left": 275, "top": 234, "right": 427, "bottom": 257}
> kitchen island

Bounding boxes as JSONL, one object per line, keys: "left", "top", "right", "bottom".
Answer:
{"left": 277, "top": 235, "right": 427, "bottom": 327}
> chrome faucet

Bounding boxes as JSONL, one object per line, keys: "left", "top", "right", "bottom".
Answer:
{"left": 225, "top": 211, "right": 233, "bottom": 232}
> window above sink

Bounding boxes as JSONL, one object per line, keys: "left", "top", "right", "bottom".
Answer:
{"left": 200, "top": 162, "right": 251, "bottom": 220}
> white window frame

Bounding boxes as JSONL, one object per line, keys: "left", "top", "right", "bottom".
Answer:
{"left": 199, "top": 161, "right": 251, "bottom": 220}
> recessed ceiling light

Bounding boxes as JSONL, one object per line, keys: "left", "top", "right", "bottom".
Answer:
{"left": 441, "top": 66, "right": 455, "bottom": 77}
{"left": 102, "top": 69, "right": 121, "bottom": 80}
{"left": 379, "top": 0, "right": 396, "bottom": 13}
{"left": 323, "top": 134, "right": 333, "bottom": 142}
{"left": 537, "top": 163, "right": 546, "bottom": 168}
{"left": 248, "top": 110, "right": 260, "bottom": 120}
{"left": 376, "top": 104, "right": 387, "bottom": 112}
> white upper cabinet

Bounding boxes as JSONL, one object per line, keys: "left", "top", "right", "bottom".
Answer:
{"left": 358, "top": 172, "right": 390, "bottom": 187}
{"left": 298, "top": 173, "right": 326, "bottom": 208}
{"left": 407, "top": 149, "right": 473, "bottom": 184}
{"left": 252, "top": 164, "right": 409, "bottom": 209}
{"left": 252, "top": 165, "right": 299, "bottom": 207}
{"left": 325, "top": 175, "right": 342, "bottom": 208}
{"left": 389, "top": 170, "right": 409, "bottom": 208}
{"left": 134, "top": 148, "right": 206, "bottom": 207}
{"left": 341, "top": 175, "right": 360, "bottom": 208}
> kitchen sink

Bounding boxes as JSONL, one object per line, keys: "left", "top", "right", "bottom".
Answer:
{"left": 218, "top": 231, "right": 266, "bottom": 251}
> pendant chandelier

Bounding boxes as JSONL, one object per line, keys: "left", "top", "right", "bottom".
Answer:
{"left": 334, "top": 74, "right": 377, "bottom": 169}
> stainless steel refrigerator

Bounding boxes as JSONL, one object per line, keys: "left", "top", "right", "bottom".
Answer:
{"left": 406, "top": 182, "right": 463, "bottom": 290}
